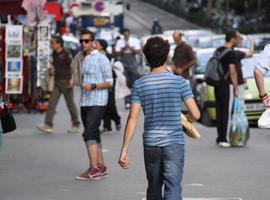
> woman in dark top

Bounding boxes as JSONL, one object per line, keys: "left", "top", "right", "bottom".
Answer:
{"left": 96, "top": 39, "right": 121, "bottom": 132}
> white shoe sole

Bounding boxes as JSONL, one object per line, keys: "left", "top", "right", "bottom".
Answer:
{"left": 37, "top": 126, "right": 52, "bottom": 134}
{"left": 217, "top": 142, "right": 231, "bottom": 147}
{"left": 75, "top": 176, "right": 101, "bottom": 181}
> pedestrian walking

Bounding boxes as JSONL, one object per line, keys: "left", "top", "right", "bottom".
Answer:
{"left": 115, "top": 28, "right": 141, "bottom": 109}
{"left": 151, "top": 18, "right": 163, "bottom": 35}
{"left": 254, "top": 44, "right": 270, "bottom": 107}
{"left": 95, "top": 39, "right": 121, "bottom": 133}
{"left": 172, "top": 31, "right": 196, "bottom": 80}
{"left": 37, "top": 35, "right": 80, "bottom": 134}
{"left": 214, "top": 30, "right": 239, "bottom": 147}
{"left": 75, "top": 30, "right": 113, "bottom": 180}
{"left": 118, "top": 36, "right": 200, "bottom": 200}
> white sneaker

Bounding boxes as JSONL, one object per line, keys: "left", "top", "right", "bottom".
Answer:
{"left": 37, "top": 124, "right": 53, "bottom": 134}
{"left": 125, "top": 103, "right": 131, "bottom": 109}
{"left": 217, "top": 142, "right": 231, "bottom": 148}
{"left": 67, "top": 126, "right": 81, "bottom": 133}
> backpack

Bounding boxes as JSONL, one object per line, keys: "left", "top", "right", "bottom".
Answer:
{"left": 204, "top": 48, "right": 231, "bottom": 87}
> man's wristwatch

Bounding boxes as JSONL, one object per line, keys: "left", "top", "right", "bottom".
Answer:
{"left": 91, "top": 83, "right": 97, "bottom": 90}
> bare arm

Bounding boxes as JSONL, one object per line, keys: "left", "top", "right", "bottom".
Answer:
{"left": 182, "top": 58, "right": 197, "bottom": 72}
{"left": 115, "top": 45, "right": 128, "bottom": 56}
{"left": 184, "top": 98, "right": 201, "bottom": 122}
{"left": 117, "top": 44, "right": 140, "bottom": 55}
{"left": 254, "top": 68, "right": 270, "bottom": 106}
{"left": 254, "top": 68, "right": 266, "bottom": 96}
{"left": 173, "top": 58, "right": 197, "bottom": 76}
{"left": 82, "top": 81, "right": 112, "bottom": 91}
{"left": 130, "top": 47, "right": 141, "bottom": 54}
{"left": 245, "top": 38, "right": 255, "bottom": 58}
{"left": 118, "top": 103, "right": 141, "bottom": 169}
{"left": 229, "top": 64, "right": 238, "bottom": 97}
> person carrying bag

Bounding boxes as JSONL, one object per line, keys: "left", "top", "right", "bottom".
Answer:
{"left": 229, "top": 97, "right": 249, "bottom": 147}
{"left": 0, "top": 94, "right": 16, "bottom": 134}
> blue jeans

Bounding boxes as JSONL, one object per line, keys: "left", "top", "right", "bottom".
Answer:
{"left": 144, "top": 144, "right": 185, "bottom": 200}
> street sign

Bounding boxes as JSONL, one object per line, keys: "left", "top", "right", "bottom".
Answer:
{"left": 93, "top": 1, "right": 105, "bottom": 12}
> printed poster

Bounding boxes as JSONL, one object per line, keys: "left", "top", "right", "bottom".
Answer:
{"left": 37, "top": 23, "right": 51, "bottom": 87}
{"left": 5, "top": 25, "right": 24, "bottom": 94}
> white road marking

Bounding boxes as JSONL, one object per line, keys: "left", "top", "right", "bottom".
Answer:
{"left": 185, "top": 183, "right": 204, "bottom": 187}
{"left": 102, "top": 149, "right": 109, "bottom": 153}
{"left": 137, "top": 191, "right": 243, "bottom": 200}
{"left": 141, "top": 198, "right": 242, "bottom": 200}
{"left": 184, "top": 198, "right": 243, "bottom": 200}
{"left": 135, "top": 192, "right": 145, "bottom": 195}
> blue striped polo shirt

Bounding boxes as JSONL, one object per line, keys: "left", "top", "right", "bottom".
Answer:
{"left": 131, "top": 71, "right": 193, "bottom": 146}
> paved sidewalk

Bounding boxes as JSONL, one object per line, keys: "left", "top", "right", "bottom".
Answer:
{"left": 125, "top": 0, "right": 200, "bottom": 33}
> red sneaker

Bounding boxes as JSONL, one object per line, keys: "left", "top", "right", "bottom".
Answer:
{"left": 88, "top": 167, "right": 102, "bottom": 180}
{"left": 76, "top": 168, "right": 91, "bottom": 180}
{"left": 98, "top": 164, "right": 108, "bottom": 178}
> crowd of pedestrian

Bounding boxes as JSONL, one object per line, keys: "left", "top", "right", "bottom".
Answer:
{"left": 33, "top": 25, "right": 269, "bottom": 200}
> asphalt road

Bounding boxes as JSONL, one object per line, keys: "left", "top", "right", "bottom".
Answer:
{"left": 1, "top": 1, "right": 270, "bottom": 200}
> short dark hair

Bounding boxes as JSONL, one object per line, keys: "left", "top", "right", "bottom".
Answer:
{"left": 96, "top": 39, "right": 108, "bottom": 50}
{"left": 225, "top": 30, "right": 237, "bottom": 42}
{"left": 80, "top": 29, "right": 95, "bottom": 41}
{"left": 121, "top": 28, "right": 130, "bottom": 34}
{"left": 52, "top": 35, "right": 64, "bottom": 47}
{"left": 143, "top": 36, "right": 170, "bottom": 68}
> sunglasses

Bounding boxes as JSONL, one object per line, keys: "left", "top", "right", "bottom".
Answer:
{"left": 79, "top": 39, "right": 92, "bottom": 44}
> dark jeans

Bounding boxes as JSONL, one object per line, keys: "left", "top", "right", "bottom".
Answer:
{"left": 81, "top": 106, "right": 105, "bottom": 145}
{"left": 103, "top": 89, "right": 121, "bottom": 129}
{"left": 45, "top": 80, "right": 80, "bottom": 127}
{"left": 214, "top": 84, "right": 234, "bottom": 143}
{"left": 144, "top": 144, "right": 185, "bottom": 200}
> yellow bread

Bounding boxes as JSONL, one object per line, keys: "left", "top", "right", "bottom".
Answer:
{"left": 181, "top": 114, "right": 200, "bottom": 139}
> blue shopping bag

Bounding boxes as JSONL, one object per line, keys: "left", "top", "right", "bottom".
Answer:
{"left": 229, "top": 98, "right": 250, "bottom": 146}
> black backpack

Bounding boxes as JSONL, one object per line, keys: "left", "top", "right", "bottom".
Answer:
{"left": 204, "top": 48, "right": 231, "bottom": 87}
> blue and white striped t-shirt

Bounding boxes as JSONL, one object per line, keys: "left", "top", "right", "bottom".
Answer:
{"left": 131, "top": 72, "right": 193, "bottom": 147}
{"left": 80, "top": 50, "right": 113, "bottom": 107}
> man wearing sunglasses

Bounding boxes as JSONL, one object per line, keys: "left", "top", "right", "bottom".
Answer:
{"left": 71, "top": 30, "right": 94, "bottom": 87}
{"left": 72, "top": 29, "right": 113, "bottom": 180}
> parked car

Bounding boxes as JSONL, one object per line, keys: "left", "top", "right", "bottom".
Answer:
{"left": 193, "top": 34, "right": 251, "bottom": 49}
{"left": 163, "top": 29, "right": 215, "bottom": 47}
{"left": 244, "top": 33, "right": 270, "bottom": 51}
{"left": 190, "top": 49, "right": 270, "bottom": 126}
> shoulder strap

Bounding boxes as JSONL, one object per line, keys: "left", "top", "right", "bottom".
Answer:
{"left": 215, "top": 48, "right": 232, "bottom": 60}
{"left": 214, "top": 48, "right": 232, "bottom": 81}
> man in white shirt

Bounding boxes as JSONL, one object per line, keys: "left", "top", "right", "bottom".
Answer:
{"left": 115, "top": 28, "right": 141, "bottom": 109}
{"left": 254, "top": 44, "right": 270, "bottom": 107}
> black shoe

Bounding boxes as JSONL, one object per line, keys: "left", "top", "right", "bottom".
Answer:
{"left": 102, "top": 128, "right": 112, "bottom": 134}
{"left": 115, "top": 123, "right": 121, "bottom": 131}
